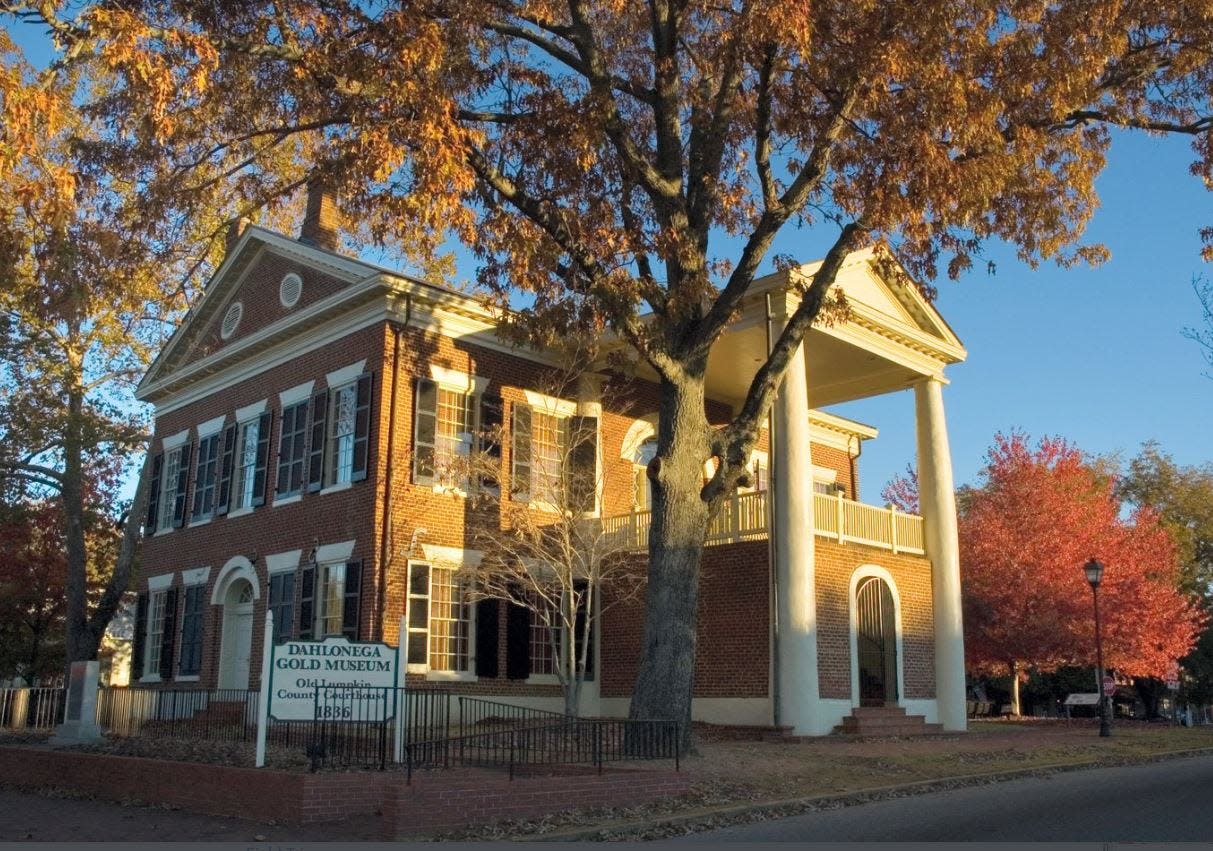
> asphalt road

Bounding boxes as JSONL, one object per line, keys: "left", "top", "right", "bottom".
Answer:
{"left": 673, "top": 755, "right": 1213, "bottom": 842}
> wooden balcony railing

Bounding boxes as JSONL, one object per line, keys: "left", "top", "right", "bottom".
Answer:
{"left": 602, "top": 490, "right": 926, "bottom": 556}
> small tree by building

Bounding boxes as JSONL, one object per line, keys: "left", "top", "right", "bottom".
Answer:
{"left": 432, "top": 368, "right": 643, "bottom": 718}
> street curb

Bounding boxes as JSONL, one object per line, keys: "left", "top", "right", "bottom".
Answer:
{"left": 521, "top": 745, "right": 1213, "bottom": 841}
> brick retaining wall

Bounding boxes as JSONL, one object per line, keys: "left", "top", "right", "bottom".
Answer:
{"left": 0, "top": 745, "right": 689, "bottom": 834}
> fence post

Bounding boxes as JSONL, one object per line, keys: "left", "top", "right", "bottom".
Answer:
{"left": 836, "top": 490, "right": 845, "bottom": 543}
{"left": 890, "top": 505, "right": 899, "bottom": 554}
{"left": 595, "top": 722, "right": 603, "bottom": 775}
{"left": 674, "top": 723, "right": 680, "bottom": 772}
{"left": 508, "top": 729, "right": 516, "bottom": 781}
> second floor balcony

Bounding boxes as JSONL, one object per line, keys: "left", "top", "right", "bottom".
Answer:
{"left": 602, "top": 490, "right": 926, "bottom": 557}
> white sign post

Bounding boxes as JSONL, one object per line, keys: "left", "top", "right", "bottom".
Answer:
{"left": 254, "top": 620, "right": 402, "bottom": 768}
{"left": 254, "top": 610, "right": 273, "bottom": 768}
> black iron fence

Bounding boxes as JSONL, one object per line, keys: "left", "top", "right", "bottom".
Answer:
{"left": 403, "top": 717, "right": 681, "bottom": 781}
{"left": 457, "top": 696, "right": 567, "bottom": 736}
{"left": 0, "top": 687, "right": 65, "bottom": 731}
{"left": 307, "top": 685, "right": 454, "bottom": 771}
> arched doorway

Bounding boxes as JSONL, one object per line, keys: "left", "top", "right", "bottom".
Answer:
{"left": 218, "top": 578, "right": 255, "bottom": 690}
{"left": 855, "top": 576, "right": 899, "bottom": 707}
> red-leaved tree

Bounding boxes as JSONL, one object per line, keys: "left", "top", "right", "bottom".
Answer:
{"left": 959, "top": 433, "right": 1205, "bottom": 714}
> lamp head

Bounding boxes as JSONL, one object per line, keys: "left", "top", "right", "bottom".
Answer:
{"left": 1083, "top": 557, "right": 1105, "bottom": 589}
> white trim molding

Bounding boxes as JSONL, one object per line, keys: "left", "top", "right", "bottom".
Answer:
{"left": 429, "top": 364, "right": 490, "bottom": 396}
{"left": 847, "top": 564, "right": 906, "bottom": 710}
{"left": 197, "top": 415, "right": 227, "bottom": 439}
{"left": 419, "top": 544, "right": 484, "bottom": 570}
{"left": 235, "top": 398, "right": 267, "bottom": 424}
{"left": 162, "top": 429, "right": 190, "bottom": 451}
{"left": 326, "top": 359, "right": 367, "bottom": 389}
{"left": 314, "top": 539, "right": 356, "bottom": 565}
{"left": 181, "top": 567, "right": 211, "bottom": 587}
{"left": 211, "top": 556, "right": 261, "bottom": 605}
{"left": 619, "top": 415, "right": 659, "bottom": 461}
{"left": 279, "top": 380, "right": 315, "bottom": 408}
{"left": 265, "top": 549, "right": 302, "bottom": 575}
{"left": 147, "top": 573, "right": 175, "bottom": 592}
{"left": 523, "top": 389, "right": 577, "bottom": 418}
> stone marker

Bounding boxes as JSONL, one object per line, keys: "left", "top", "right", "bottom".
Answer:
{"left": 49, "top": 661, "right": 102, "bottom": 745}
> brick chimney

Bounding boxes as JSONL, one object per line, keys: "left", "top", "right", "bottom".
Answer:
{"left": 299, "top": 177, "right": 341, "bottom": 252}
{"left": 224, "top": 216, "right": 250, "bottom": 257}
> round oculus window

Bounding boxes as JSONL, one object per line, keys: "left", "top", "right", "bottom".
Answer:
{"left": 280, "top": 272, "right": 303, "bottom": 308}
{"left": 220, "top": 302, "right": 244, "bottom": 340}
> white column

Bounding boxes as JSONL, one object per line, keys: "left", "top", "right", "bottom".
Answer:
{"left": 915, "top": 378, "right": 967, "bottom": 732}
{"left": 772, "top": 305, "right": 820, "bottom": 734}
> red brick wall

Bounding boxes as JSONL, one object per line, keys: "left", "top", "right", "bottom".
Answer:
{"left": 139, "top": 322, "right": 389, "bottom": 687}
{"left": 191, "top": 250, "right": 356, "bottom": 361}
{"left": 0, "top": 746, "right": 390, "bottom": 824}
{"left": 812, "top": 443, "right": 859, "bottom": 499}
{"left": 0, "top": 747, "right": 687, "bottom": 833}
{"left": 600, "top": 540, "right": 770, "bottom": 699}
{"left": 814, "top": 540, "right": 936, "bottom": 701}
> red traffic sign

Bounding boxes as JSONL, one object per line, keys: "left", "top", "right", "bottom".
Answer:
{"left": 1102, "top": 676, "right": 1116, "bottom": 697}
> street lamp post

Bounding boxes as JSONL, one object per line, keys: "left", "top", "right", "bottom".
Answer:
{"left": 1083, "top": 557, "right": 1112, "bottom": 738}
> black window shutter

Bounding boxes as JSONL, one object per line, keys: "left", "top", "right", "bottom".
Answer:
{"left": 172, "top": 444, "right": 191, "bottom": 528}
{"left": 505, "top": 598, "right": 531, "bottom": 680}
{"left": 298, "top": 564, "right": 315, "bottom": 640}
{"left": 478, "top": 395, "right": 504, "bottom": 490}
{"left": 275, "top": 406, "right": 293, "bottom": 496}
{"left": 475, "top": 599, "right": 500, "bottom": 678}
{"left": 133, "top": 592, "right": 149, "bottom": 676}
{"left": 159, "top": 586, "right": 179, "bottom": 679}
{"left": 567, "top": 415, "right": 598, "bottom": 512}
{"left": 352, "top": 373, "right": 373, "bottom": 482}
{"left": 251, "top": 410, "right": 272, "bottom": 506}
{"left": 574, "top": 581, "right": 594, "bottom": 681}
{"left": 307, "top": 390, "right": 328, "bottom": 493}
{"left": 412, "top": 378, "right": 437, "bottom": 484}
{"left": 511, "top": 404, "right": 532, "bottom": 501}
{"left": 342, "top": 560, "right": 362, "bottom": 640}
{"left": 215, "top": 424, "right": 236, "bottom": 515}
{"left": 178, "top": 586, "right": 205, "bottom": 676}
{"left": 145, "top": 454, "right": 163, "bottom": 532}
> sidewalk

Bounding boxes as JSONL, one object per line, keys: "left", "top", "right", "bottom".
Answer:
{"left": 2, "top": 719, "right": 1211, "bottom": 842}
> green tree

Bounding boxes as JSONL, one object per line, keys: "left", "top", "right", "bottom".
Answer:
{"left": 1119, "top": 442, "right": 1213, "bottom": 712}
{"left": 8, "top": 0, "right": 1212, "bottom": 740}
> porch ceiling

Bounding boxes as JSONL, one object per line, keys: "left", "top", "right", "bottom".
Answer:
{"left": 703, "top": 323, "right": 933, "bottom": 409}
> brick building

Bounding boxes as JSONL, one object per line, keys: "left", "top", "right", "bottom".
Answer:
{"left": 132, "top": 190, "right": 968, "bottom": 736}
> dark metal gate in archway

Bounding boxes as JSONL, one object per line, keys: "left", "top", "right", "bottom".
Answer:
{"left": 856, "top": 576, "right": 898, "bottom": 707}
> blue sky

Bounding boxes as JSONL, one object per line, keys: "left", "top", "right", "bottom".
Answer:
{"left": 9, "top": 20, "right": 1212, "bottom": 498}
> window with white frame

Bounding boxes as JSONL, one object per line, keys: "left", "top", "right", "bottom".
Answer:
{"left": 316, "top": 562, "right": 347, "bottom": 638}
{"left": 524, "top": 596, "right": 555, "bottom": 678}
{"left": 157, "top": 448, "right": 184, "bottom": 532}
{"left": 233, "top": 417, "right": 261, "bottom": 510}
{"left": 191, "top": 433, "right": 221, "bottom": 522}
{"left": 633, "top": 437, "right": 658, "bottom": 511}
{"left": 405, "top": 562, "right": 471, "bottom": 672}
{"left": 144, "top": 590, "right": 168, "bottom": 676}
{"left": 531, "top": 411, "right": 567, "bottom": 504}
{"left": 740, "top": 451, "right": 769, "bottom": 495}
{"left": 329, "top": 382, "right": 358, "bottom": 486}
{"left": 413, "top": 380, "right": 476, "bottom": 487}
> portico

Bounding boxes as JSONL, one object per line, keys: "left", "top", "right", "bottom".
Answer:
{"left": 603, "top": 248, "right": 968, "bottom": 735}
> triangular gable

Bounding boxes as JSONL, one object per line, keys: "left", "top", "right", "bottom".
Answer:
{"left": 138, "top": 227, "right": 382, "bottom": 395}
{"left": 832, "top": 248, "right": 966, "bottom": 356}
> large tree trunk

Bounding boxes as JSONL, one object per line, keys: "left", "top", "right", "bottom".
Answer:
{"left": 62, "top": 381, "right": 91, "bottom": 673}
{"left": 628, "top": 374, "right": 712, "bottom": 751}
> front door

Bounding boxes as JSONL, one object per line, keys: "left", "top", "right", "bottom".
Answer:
{"left": 219, "top": 580, "right": 254, "bottom": 690}
{"left": 856, "top": 576, "right": 898, "bottom": 707}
